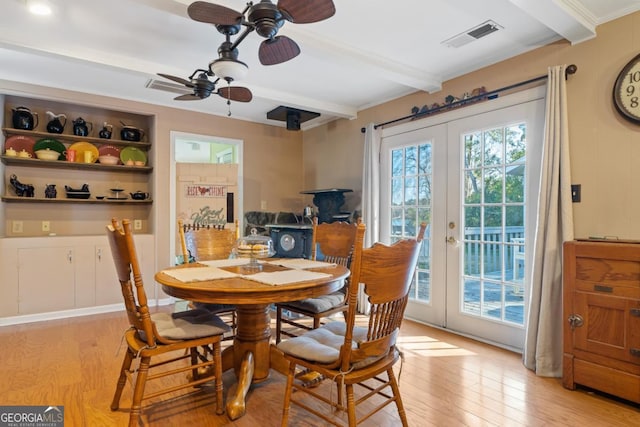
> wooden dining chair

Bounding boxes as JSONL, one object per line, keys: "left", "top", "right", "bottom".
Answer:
{"left": 107, "top": 218, "right": 229, "bottom": 427}
{"left": 277, "top": 222, "right": 426, "bottom": 427}
{"left": 179, "top": 219, "right": 239, "bottom": 262}
{"left": 275, "top": 217, "right": 359, "bottom": 344}
{"left": 178, "top": 219, "right": 239, "bottom": 337}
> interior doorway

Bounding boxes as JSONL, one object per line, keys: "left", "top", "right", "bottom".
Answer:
{"left": 168, "top": 131, "right": 243, "bottom": 264}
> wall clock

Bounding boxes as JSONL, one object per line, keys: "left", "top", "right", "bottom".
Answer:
{"left": 613, "top": 53, "right": 640, "bottom": 124}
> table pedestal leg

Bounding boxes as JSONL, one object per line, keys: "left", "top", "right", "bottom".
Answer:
{"left": 226, "top": 351, "right": 254, "bottom": 420}
{"left": 225, "top": 304, "right": 271, "bottom": 420}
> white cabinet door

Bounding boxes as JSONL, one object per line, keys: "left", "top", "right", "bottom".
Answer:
{"left": 18, "top": 247, "right": 75, "bottom": 314}
{"left": 95, "top": 235, "right": 156, "bottom": 306}
{"left": 95, "top": 244, "right": 121, "bottom": 305}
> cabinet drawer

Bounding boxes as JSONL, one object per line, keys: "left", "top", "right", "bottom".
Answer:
{"left": 575, "top": 257, "right": 640, "bottom": 287}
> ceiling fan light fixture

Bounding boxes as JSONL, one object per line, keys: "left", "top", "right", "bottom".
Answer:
{"left": 210, "top": 58, "right": 248, "bottom": 82}
{"left": 26, "top": 0, "right": 53, "bottom": 15}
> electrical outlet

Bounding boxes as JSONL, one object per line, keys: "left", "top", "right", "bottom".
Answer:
{"left": 42, "top": 221, "right": 50, "bottom": 232}
{"left": 12, "top": 221, "right": 23, "bottom": 233}
{"left": 261, "top": 200, "right": 267, "bottom": 210}
{"left": 134, "top": 219, "right": 142, "bottom": 230}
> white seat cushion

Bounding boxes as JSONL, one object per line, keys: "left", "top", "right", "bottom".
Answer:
{"left": 283, "top": 291, "right": 345, "bottom": 313}
{"left": 277, "top": 321, "right": 367, "bottom": 364}
{"left": 149, "top": 309, "right": 230, "bottom": 340}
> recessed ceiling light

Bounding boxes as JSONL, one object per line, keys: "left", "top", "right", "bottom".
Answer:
{"left": 26, "top": 0, "right": 53, "bottom": 16}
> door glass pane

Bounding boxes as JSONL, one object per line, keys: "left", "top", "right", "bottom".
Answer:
{"left": 405, "top": 146, "right": 417, "bottom": 175}
{"left": 389, "top": 142, "right": 432, "bottom": 303}
{"left": 461, "top": 123, "right": 526, "bottom": 326}
{"left": 392, "top": 150, "right": 402, "bottom": 176}
{"left": 391, "top": 178, "right": 402, "bottom": 206}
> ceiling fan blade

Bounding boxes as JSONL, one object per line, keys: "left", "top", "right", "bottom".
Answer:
{"left": 259, "top": 36, "right": 300, "bottom": 65}
{"left": 174, "top": 94, "right": 202, "bottom": 101}
{"left": 187, "top": 1, "right": 242, "bottom": 26}
{"left": 278, "top": 0, "right": 335, "bottom": 23}
{"left": 218, "top": 86, "right": 253, "bottom": 102}
{"left": 158, "top": 73, "right": 194, "bottom": 87}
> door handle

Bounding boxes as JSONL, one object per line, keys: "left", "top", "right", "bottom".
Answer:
{"left": 567, "top": 314, "right": 583, "bottom": 330}
{"left": 446, "top": 236, "right": 457, "bottom": 245}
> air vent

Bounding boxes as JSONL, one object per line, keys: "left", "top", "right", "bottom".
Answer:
{"left": 145, "top": 79, "right": 191, "bottom": 95}
{"left": 442, "top": 20, "right": 503, "bottom": 48}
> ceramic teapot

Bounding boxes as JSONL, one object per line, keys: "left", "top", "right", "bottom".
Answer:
{"left": 120, "top": 121, "right": 145, "bottom": 141}
{"left": 46, "top": 111, "right": 67, "bottom": 134}
{"left": 12, "top": 106, "right": 38, "bottom": 130}
{"left": 98, "top": 122, "right": 113, "bottom": 139}
{"left": 72, "top": 117, "right": 93, "bottom": 137}
{"left": 130, "top": 191, "right": 150, "bottom": 200}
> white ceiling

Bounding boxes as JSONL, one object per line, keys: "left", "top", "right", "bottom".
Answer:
{"left": 1, "top": 0, "right": 639, "bottom": 130}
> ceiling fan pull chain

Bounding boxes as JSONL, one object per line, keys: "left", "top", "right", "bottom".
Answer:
{"left": 227, "top": 82, "right": 232, "bottom": 116}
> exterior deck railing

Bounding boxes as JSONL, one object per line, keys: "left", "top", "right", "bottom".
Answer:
{"left": 463, "top": 226, "right": 525, "bottom": 276}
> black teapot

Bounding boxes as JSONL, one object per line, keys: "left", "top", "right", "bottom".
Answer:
{"left": 72, "top": 117, "right": 93, "bottom": 136}
{"left": 130, "top": 191, "right": 150, "bottom": 200}
{"left": 46, "top": 111, "right": 67, "bottom": 134}
{"left": 120, "top": 121, "right": 145, "bottom": 142}
{"left": 12, "top": 106, "right": 39, "bottom": 130}
{"left": 98, "top": 122, "right": 113, "bottom": 139}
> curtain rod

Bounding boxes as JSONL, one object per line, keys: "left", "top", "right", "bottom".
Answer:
{"left": 361, "top": 64, "right": 577, "bottom": 133}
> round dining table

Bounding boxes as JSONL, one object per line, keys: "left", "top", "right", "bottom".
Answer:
{"left": 154, "top": 261, "right": 349, "bottom": 420}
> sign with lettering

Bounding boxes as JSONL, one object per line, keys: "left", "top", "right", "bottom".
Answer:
{"left": 0, "top": 406, "right": 64, "bottom": 427}
{"left": 184, "top": 184, "right": 227, "bottom": 198}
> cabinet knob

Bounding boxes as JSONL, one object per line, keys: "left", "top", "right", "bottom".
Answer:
{"left": 567, "top": 314, "right": 583, "bottom": 330}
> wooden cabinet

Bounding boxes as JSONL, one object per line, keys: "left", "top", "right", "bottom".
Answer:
{"left": 562, "top": 240, "right": 640, "bottom": 403}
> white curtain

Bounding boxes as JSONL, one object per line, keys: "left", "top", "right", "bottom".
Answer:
{"left": 358, "top": 122, "right": 381, "bottom": 312}
{"left": 523, "top": 65, "right": 574, "bottom": 376}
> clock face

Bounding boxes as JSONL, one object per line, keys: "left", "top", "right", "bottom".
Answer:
{"left": 280, "top": 234, "right": 296, "bottom": 251}
{"left": 613, "top": 53, "right": 640, "bottom": 124}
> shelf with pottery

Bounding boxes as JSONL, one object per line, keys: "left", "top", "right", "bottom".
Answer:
{"left": 0, "top": 195, "right": 152, "bottom": 204}
{"left": 0, "top": 155, "right": 153, "bottom": 173}
{"left": 1, "top": 128, "right": 151, "bottom": 150}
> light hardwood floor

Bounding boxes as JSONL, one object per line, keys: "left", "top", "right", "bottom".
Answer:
{"left": 0, "top": 308, "right": 638, "bottom": 426}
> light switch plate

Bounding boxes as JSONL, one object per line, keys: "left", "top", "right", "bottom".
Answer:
{"left": 12, "top": 221, "right": 23, "bottom": 233}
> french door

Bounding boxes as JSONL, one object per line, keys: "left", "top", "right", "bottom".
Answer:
{"left": 380, "top": 90, "right": 545, "bottom": 350}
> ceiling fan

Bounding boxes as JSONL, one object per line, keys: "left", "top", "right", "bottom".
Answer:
{"left": 157, "top": 69, "right": 252, "bottom": 115}
{"left": 187, "top": 0, "right": 336, "bottom": 66}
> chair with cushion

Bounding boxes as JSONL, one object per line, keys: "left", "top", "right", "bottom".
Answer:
{"left": 179, "top": 219, "right": 239, "bottom": 262}
{"left": 107, "top": 218, "right": 229, "bottom": 427}
{"left": 277, "top": 222, "right": 426, "bottom": 427}
{"left": 275, "top": 217, "right": 359, "bottom": 344}
{"left": 178, "top": 219, "right": 238, "bottom": 336}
